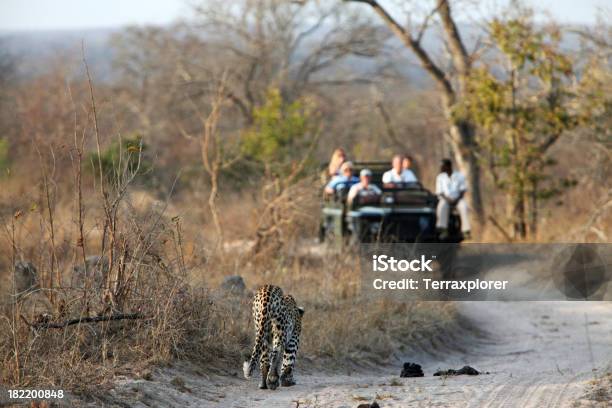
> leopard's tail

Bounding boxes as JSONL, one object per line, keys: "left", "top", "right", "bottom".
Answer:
{"left": 243, "top": 358, "right": 255, "bottom": 379}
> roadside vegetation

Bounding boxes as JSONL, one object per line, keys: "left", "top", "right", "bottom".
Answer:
{"left": 0, "top": 0, "right": 609, "bottom": 394}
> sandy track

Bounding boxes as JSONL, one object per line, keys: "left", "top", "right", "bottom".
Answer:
{"left": 103, "top": 300, "right": 611, "bottom": 408}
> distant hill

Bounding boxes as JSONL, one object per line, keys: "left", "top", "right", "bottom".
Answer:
{"left": 0, "top": 24, "right": 450, "bottom": 86}
{"left": 0, "top": 28, "right": 119, "bottom": 81}
{"left": 0, "top": 22, "right": 586, "bottom": 86}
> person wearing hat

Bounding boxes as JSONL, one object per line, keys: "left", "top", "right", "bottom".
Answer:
{"left": 347, "top": 168, "right": 382, "bottom": 205}
{"left": 324, "top": 161, "right": 359, "bottom": 195}
{"left": 435, "top": 158, "right": 471, "bottom": 239}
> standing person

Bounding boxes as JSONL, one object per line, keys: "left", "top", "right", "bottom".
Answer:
{"left": 347, "top": 168, "right": 382, "bottom": 205}
{"left": 435, "top": 159, "right": 471, "bottom": 239}
{"left": 382, "top": 154, "right": 418, "bottom": 187}
{"left": 327, "top": 148, "right": 346, "bottom": 178}
{"left": 324, "top": 161, "right": 358, "bottom": 195}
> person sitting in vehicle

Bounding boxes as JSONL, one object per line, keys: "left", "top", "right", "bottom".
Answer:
{"left": 435, "top": 158, "right": 471, "bottom": 239}
{"left": 382, "top": 154, "right": 418, "bottom": 187}
{"left": 402, "top": 154, "right": 420, "bottom": 180}
{"left": 347, "top": 168, "right": 382, "bottom": 206}
{"left": 327, "top": 148, "right": 346, "bottom": 178}
{"left": 324, "top": 161, "right": 358, "bottom": 195}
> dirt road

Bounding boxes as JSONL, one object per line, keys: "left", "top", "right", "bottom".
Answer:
{"left": 106, "top": 300, "right": 612, "bottom": 407}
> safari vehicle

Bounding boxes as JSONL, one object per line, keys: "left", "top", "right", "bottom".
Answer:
{"left": 320, "top": 162, "right": 464, "bottom": 246}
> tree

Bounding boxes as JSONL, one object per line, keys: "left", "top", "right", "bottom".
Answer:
{"left": 569, "top": 14, "right": 612, "bottom": 242}
{"left": 241, "top": 88, "right": 321, "bottom": 255}
{"left": 572, "top": 15, "right": 612, "bottom": 147}
{"left": 178, "top": 77, "right": 243, "bottom": 249}
{"left": 111, "top": 0, "right": 388, "bottom": 136}
{"left": 188, "top": 0, "right": 388, "bottom": 120}
{"left": 241, "top": 87, "right": 318, "bottom": 177}
{"left": 459, "top": 11, "right": 579, "bottom": 239}
{"left": 345, "top": 0, "right": 485, "bottom": 223}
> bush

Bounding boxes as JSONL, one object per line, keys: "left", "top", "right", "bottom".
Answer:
{"left": 241, "top": 88, "right": 319, "bottom": 177}
{"left": 88, "top": 135, "right": 153, "bottom": 187}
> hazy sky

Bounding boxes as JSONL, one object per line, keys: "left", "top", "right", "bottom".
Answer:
{"left": 0, "top": 0, "right": 608, "bottom": 31}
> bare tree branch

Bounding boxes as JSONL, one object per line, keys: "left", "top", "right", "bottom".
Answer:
{"left": 345, "top": 0, "right": 455, "bottom": 101}
{"left": 438, "top": 0, "right": 471, "bottom": 78}
{"left": 415, "top": 0, "right": 444, "bottom": 44}
{"left": 23, "top": 313, "right": 146, "bottom": 330}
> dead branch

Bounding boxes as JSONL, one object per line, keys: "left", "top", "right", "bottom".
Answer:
{"left": 437, "top": 0, "right": 470, "bottom": 77}
{"left": 373, "top": 91, "right": 406, "bottom": 151}
{"left": 488, "top": 215, "right": 513, "bottom": 242}
{"left": 23, "top": 313, "right": 146, "bottom": 330}
{"left": 252, "top": 127, "right": 321, "bottom": 255}
{"left": 414, "top": 0, "right": 444, "bottom": 44}
{"left": 346, "top": 0, "right": 454, "bottom": 100}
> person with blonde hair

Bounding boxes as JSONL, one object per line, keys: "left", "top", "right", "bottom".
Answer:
{"left": 327, "top": 148, "right": 346, "bottom": 177}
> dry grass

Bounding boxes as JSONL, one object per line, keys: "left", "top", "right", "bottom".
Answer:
{"left": 574, "top": 371, "right": 612, "bottom": 407}
{"left": 0, "top": 24, "right": 608, "bottom": 401}
{"left": 2, "top": 73, "right": 597, "bottom": 397}
{"left": 0, "top": 168, "right": 457, "bottom": 395}
{"left": 0, "top": 129, "right": 602, "bottom": 395}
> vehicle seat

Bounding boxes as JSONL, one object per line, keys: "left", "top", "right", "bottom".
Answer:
{"left": 351, "top": 193, "right": 381, "bottom": 209}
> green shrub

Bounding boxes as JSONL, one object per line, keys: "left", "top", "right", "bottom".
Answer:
{"left": 241, "top": 88, "right": 318, "bottom": 177}
{"left": 88, "top": 135, "right": 152, "bottom": 186}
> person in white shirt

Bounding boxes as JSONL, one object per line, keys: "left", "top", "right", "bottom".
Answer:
{"left": 382, "top": 154, "right": 418, "bottom": 187}
{"left": 347, "top": 168, "right": 382, "bottom": 205}
{"left": 435, "top": 159, "right": 471, "bottom": 239}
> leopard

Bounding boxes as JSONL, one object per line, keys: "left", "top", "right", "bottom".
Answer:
{"left": 243, "top": 285, "right": 304, "bottom": 390}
